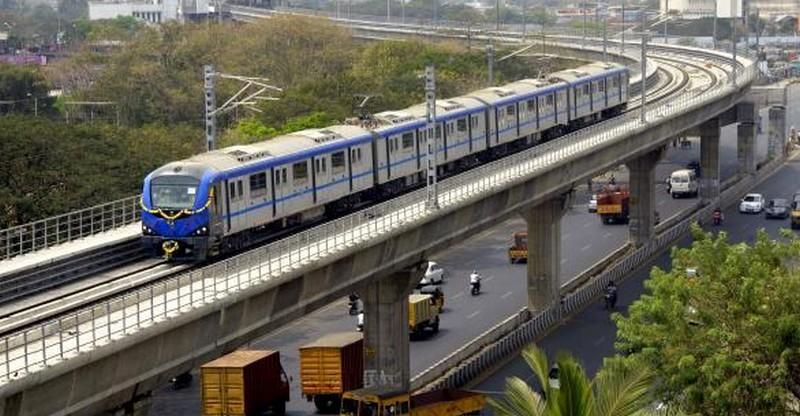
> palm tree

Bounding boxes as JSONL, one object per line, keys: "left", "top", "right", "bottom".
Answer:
{"left": 489, "top": 345, "right": 670, "bottom": 416}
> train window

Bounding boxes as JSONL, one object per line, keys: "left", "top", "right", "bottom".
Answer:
{"left": 322, "top": 158, "right": 327, "bottom": 172}
{"left": 249, "top": 172, "right": 267, "bottom": 197}
{"left": 395, "top": 138, "right": 400, "bottom": 150}
{"left": 506, "top": 105, "right": 515, "bottom": 116}
{"left": 526, "top": 99, "right": 535, "bottom": 112}
{"left": 315, "top": 159, "right": 321, "bottom": 173}
{"left": 237, "top": 181, "right": 243, "bottom": 198}
{"left": 352, "top": 149, "right": 357, "bottom": 162}
{"left": 332, "top": 151, "right": 345, "bottom": 173}
{"left": 612, "top": 78, "right": 619, "bottom": 87}
{"left": 293, "top": 162, "right": 308, "bottom": 181}
{"left": 471, "top": 115, "right": 479, "bottom": 128}
{"left": 591, "top": 84, "right": 596, "bottom": 93}
{"left": 546, "top": 95, "right": 554, "bottom": 105}
{"left": 435, "top": 125, "right": 441, "bottom": 139}
{"left": 456, "top": 118, "right": 467, "bottom": 132}
{"left": 282, "top": 168, "right": 287, "bottom": 183}
{"left": 599, "top": 81, "right": 605, "bottom": 92}
{"left": 402, "top": 132, "right": 414, "bottom": 149}
{"left": 229, "top": 182, "right": 236, "bottom": 200}
{"left": 357, "top": 148, "right": 362, "bottom": 161}
{"left": 583, "top": 84, "right": 590, "bottom": 95}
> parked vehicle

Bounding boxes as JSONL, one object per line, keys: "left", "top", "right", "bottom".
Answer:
{"left": 739, "top": 193, "right": 764, "bottom": 214}
{"left": 417, "top": 261, "right": 444, "bottom": 287}
{"left": 299, "top": 333, "right": 364, "bottom": 414}
{"left": 409, "top": 294, "right": 440, "bottom": 337}
{"left": 507, "top": 231, "right": 528, "bottom": 264}
{"left": 201, "top": 350, "right": 290, "bottom": 416}
{"left": 340, "top": 388, "right": 485, "bottom": 416}
{"left": 686, "top": 160, "right": 702, "bottom": 178}
{"left": 792, "top": 192, "right": 800, "bottom": 228}
{"left": 670, "top": 169, "right": 698, "bottom": 198}
{"left": 765, "top": 198, "right": 790, "bottom": 219}
{"left": 596, "top": 185, "right": 630, "bottom": 224}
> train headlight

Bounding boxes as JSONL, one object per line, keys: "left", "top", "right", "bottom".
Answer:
{"left": 142, "top": 225, "right": 154, "bottom": 235}
{"left": 195, "top": 226, "right": 208, "bottom": 236}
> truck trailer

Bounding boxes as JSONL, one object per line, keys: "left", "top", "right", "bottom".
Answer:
{"left": 299, "top": 332, "right": 364, "bottom": 414}
{"left": 408, "top": 293, "right": 440, "bottom": 337}
{"left": 201, "top": 350, "right": 290, "bottom": 416}
{"left": 596, "top": 185, "right": 630, "bottom": 224}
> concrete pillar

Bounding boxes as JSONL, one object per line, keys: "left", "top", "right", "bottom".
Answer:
{"left": 520, "top": 196, "right": 567, "bottom": 312}
{"left": 361, "top": 266, "right": 422, "bottom": 392}
{"left": 700, "top": 118, "right": 720, "bottom": 203}
{"left": 737, "top": 102, "right": 757, "bottom": 176}
{"left": 627, "top": 148, "right": 664, "bottom": 247}
{"left": 768, "top": 106, "right": 787, "bottom": 160}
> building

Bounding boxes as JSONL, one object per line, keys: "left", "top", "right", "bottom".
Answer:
{"left": 662, "top": 0, "right": 800, "bottom": 19}
{"left": 660, "top": 0, "right": 715, "bottom": 19}
{"left": 88, "top": 0, "right": 209, "bottom": 23}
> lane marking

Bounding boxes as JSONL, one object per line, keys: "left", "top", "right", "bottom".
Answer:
{"left": 593, "top": 335, "right": 606, "bottom": 346}
{"left": 451, "top": 292, "right": 464, "bottom": 300}
{"left": 501, "top": 291, "right": 513, "bottom": 299}
{"left": 658, "top": 199, "right": 667, "bottom": 206}
{"left": 603, "top": 232, "right": 613, "bottom": 239}
{"left": 581, "top": 244, "right": 592, "bottom": 251}
{"left": 467, "top": 310, "right": 481, "bottom": 319}
{"left": 484, "top": 275, "right": 495, "bottom": 282}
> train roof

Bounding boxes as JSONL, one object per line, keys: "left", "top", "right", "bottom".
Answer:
{"left": 404, "top": 96, "right": 486, "bottom": 120}
{"left": 551, "top": 61, "right": 627, "bottom": 84}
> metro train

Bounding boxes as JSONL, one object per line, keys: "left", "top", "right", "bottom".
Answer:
{"left": 140, "top": 61, "right": 629, "bottom": 260}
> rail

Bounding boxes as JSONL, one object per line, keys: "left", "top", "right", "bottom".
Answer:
{"left": 0, "top": 196, "right": 141, "bottom": 263}
{"left": 0, "top": 48, "right": 756, "bottom": 386}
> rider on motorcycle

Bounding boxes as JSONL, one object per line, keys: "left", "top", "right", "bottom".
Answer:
{"left": 604, "top": 281, "right": 618, "bottom": 309}
{"left": 469, "top": 270, "right": 481, "bottom": 294}
{"left": 712, "top": 207, "right": 724, "bottom": 225}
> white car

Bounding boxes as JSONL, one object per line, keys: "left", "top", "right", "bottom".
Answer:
{"left": 739, "top": 193, "right": 764, "bottom": 214}
{"left": 418, "top": 261, "right": 445, "bottom": 287}
{"left": 588, "top": 194, "right": 597, "bottom": 212}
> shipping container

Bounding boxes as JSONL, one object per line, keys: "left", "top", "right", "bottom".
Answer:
{"left": 409, "top": 294, "right": 440, "bottom": 336}
{"left": 299, "top": 332, "right": 363, "bottom": 413}
{"left": 201, "top": 350, "right": 289, "bottom": 416}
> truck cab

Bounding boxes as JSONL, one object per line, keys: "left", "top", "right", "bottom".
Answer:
{"left": 791, "top": 192, "right": 800, "bottom": 228}
{"left": 340, "top": 387, "right": 485, "bottom": 416}
{"left": 507, "top": 231, "right": 528, "bottom": 264}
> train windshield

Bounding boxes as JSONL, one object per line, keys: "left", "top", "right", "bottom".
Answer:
{"left": 151, "top": 175, "right": 200, "bottom": 210}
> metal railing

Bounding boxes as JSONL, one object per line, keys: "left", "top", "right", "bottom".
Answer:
{"left": 0, "top": 50, "right": 756, "bottom": 386}
{"left": 0, "top": 196, "right": 141, "bottom": 263}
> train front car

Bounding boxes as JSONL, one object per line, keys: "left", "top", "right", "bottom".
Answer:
{"left": 140, "top": 162, "right": 217, "bottom": 261}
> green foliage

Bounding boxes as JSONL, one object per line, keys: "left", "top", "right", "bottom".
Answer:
{"left": 0, "top": 116, "right": 202, "bottom": 228}
{"left": 489, "top": 345, "right": 661, "bottom": 416}
{"left": 0, "top": 63, "right": 52, "bottom": 114}
{"left": 613, "top": 225, "right": 800, "bottom": 415}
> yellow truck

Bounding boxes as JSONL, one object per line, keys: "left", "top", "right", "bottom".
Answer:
{"left": 408, "top": 294, "right": 440, "bottom": 337}
{"left": 340, "top": 387, "right": 485, "bottom": 416}
{"left": 299, "top": 332, "right": 364, "bottom": 414}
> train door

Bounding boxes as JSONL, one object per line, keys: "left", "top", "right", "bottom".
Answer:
{"left": 227, "top": 179, "right": 245, "bottom": 232}
{"left": 273, "top": 166, "right": 288, "bottom": 219}
{"left": 210, "top": 183, "right": 225, "bottom": 237}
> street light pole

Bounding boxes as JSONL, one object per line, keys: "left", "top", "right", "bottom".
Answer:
{"left": 621, "top": 0, "right": 625, "bottom": 54}
{"left": 424, "top": 65, "right": 439, "bottom": 211}
{"left": 640, "top": 13, "right": 647, "bottom": 124}
{"left": 495, "top": 0, "right": 500, "bottom": 31}
{"left": 664, "top": 0, "right": 668, "bottom": 44}
{"left": 582, "top": 1, "right": 587, "bottom": 48}
{"left": 712, "top": 0, "right": 718, "bottom": 49}
{"left": 387, "top": 0, "right": 390, "bottom": 22}
{"left": 487, "top": 44, "right": 495, "bottom": 85}
{"left": 603, "top": 5, "right": 607, "bottom": 61}
{"left": 204, "top": 65, "right": 216, "bottom": 151}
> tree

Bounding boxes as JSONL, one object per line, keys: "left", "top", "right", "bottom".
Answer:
{"left": 613, "top": 226, "right": 800, "bottom": 415}
{"left": 0, "top": 63, "right": 52, "bottom": 114}
{"left": 489, "top": 345, "right": 661, "bottom": 416}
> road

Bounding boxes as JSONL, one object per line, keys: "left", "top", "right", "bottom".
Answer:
{"left": 150, "top": 123, "right": 749, "bottom": 415}
{"left": 475, "top": 156, "right": 800, "bottom": 407}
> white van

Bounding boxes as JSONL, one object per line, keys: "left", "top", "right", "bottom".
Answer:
{"left": 670, "top": 169, "right": 698, "bottom": 198}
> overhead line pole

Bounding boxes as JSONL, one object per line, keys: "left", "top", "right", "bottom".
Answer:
{"left": 424, "top": 65, "right": 439, "bottom": 211}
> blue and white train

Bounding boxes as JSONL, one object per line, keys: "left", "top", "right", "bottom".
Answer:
{"left": 140, "top": 61, "right": 629, "bottom": 260}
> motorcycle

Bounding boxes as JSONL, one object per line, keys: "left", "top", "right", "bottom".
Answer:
{"left": 470, "top": 281, "right": 481, "bottom": 296}
{"left": 603, "top": 288, "right": 617, "bottom": 310}
{"left": 712, "top": 210, "right": 723, "bottom": 226}
{"left": 348, "top": 294, "right": 362, "bottom": 316}
{"left": 170, "top": 372, "right": 193, "bottom": 390}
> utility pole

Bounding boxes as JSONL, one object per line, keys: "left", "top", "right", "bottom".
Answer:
{"left": 743, "top": 0, "right": 748, "bottom": 54}
{"left": 203, "top": 65, "right": 283, "bottom": 152}
{"left": 387, "top": 0, "right": 390, "bottom": 22}
{"left": 401, "top": 0, "right": 405, "bottom": 24}
{"left": 204, "top": 65, "right": 216, "bottom": 151}
{"left": 621, "top": 0, "right": 625, "bottom": 54}
{"left": 424, "top": 65, "right": 439, "bottom": 211}
{"left": 731, "top": 0, "right": 737, "bottom": 86}
{"left": 603, "top": 4, "right": 608, "bottom": 61}
{"left": 639, "top": 12, "right": 648, "bottom": 124}
{"left": 433, "top": 0, "right": 437, "bottom": 27}
{"left": 712, "top": 0, "right": 718, "bottom": 49}
{"left": 217, "top": 0, "right": 222, "bottom": 23}
{"left": 755, "top": 7, "right": 760, "bottom": 50}
{"left": 486, "top": 44, "right": 495, "bottom": 85}
{"left": 582, "top": 0, "right": 587, "bottom": 48}
{"left": 495, "top": 0, "right": 500, "bottom": 31}
{"left": 664, "top": 0, "right": 668, "bottom": 44}
{"left": 522, "top": 0, "right": 527, "bottom": 38}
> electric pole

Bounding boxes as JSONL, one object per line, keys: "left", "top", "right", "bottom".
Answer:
{"left": 425, "top": 65, "right": 439, "bottom": 210}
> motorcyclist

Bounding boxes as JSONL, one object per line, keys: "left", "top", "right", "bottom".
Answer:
{"left": 604, "top": 281, "right": 618, "bottom": 310}
{"left": 469, "top": 270, "right": 481, "bottom": 295}
{"left": 712, "top": 207, "right": 723, "bottom": 225}
{"left": 348, "top": 293, "right": 362, "bottom": 316}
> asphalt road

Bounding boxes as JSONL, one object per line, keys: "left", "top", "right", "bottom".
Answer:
{"left": 475, "top": 156, "right": 800, "bottom": 408}
{"left": 149, "top": 125, "right": 749, "bottom": 415}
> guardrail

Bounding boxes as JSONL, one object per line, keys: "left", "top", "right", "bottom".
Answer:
{"left": 0, "top": 196, "right": 141, "bottom": 263}
{"left": 417, "top": 151, "right": 788, "bottom": 392}
{"left": 0, "top": 49, "right": 756, "bottom": 386}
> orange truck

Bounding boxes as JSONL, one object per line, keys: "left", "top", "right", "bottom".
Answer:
{"left": 596, "top": 185, "right": 630, "bottom": 224}
{"left": 300, "top": 332, "right": 364, "bottom": 413}
{"left": 507, "top": 231, "right": 528, "bottom": 263}
{"left": 201, "top": 350, "right": 290, "bottom": 416}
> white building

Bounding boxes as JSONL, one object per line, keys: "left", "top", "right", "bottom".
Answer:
{"left": 88, "top": 0, "right": 209, "bottom": 23}
{"left": 662, "top": 0, "right": 799, "bottom": 19}
{"left": 660, "top": 0, "right": 715, "bottom": 19}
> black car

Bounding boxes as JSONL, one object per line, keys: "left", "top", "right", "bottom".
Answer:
{"left": 765, "top": 198, "right": 790, "bottom": 219}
